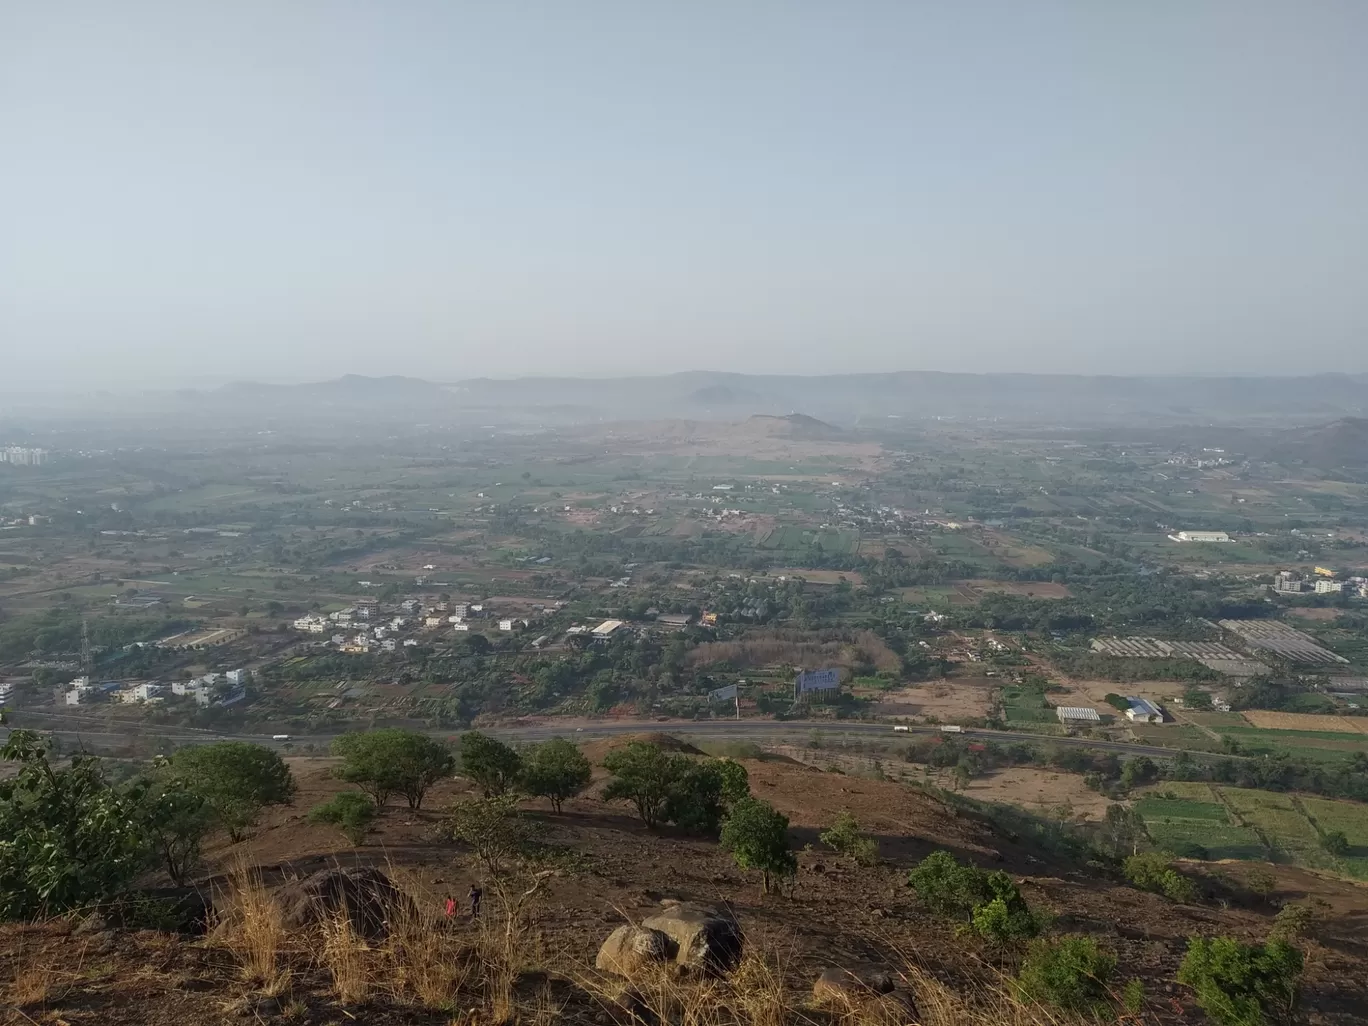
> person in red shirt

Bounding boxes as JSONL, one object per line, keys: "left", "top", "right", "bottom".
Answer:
{"left": 444, "top": 895, "right": 456, "bottom": 919}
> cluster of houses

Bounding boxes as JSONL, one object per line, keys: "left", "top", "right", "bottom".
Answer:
{"left": 64, "top": 668, "right": 249, "bottom": 707}
{"left": 1273, "top": 569, "right": 1368, "bottom": 597}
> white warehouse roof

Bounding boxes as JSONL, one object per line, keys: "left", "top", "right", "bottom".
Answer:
{"left": 1055, "top": 706, "right": 1102, "bottom": 722}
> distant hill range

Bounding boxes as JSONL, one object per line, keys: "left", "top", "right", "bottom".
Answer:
{"left": 1261, "top": 417, "right": 1368, "bottom": 469}
{"left": 57, "top": 369, "right": 1363, "bottom": 430}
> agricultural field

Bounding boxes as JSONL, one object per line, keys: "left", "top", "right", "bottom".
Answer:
{"left": 1221, "top": 787, "right": 1339, "bottom": 870}
{"left": 1135, "top": 794, "right": 1266, "bottom": 861}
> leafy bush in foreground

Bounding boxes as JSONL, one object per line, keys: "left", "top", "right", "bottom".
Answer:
{"left": 1016, "top": 935, "right": 1116, "bottom": 1014}
{"left": 1178, "top": 936, "right": 1303, "bottom": 1026}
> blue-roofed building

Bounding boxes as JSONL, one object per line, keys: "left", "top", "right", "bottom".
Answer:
{"left": 1125, "top": 697, "right": 1164, "bottom": 724}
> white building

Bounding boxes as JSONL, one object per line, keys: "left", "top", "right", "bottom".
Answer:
{"left": 226, "top": 668, "right": 249, "bottom": 686}
{"left": 498, "top": 618, "right": 516, "bottom": 631}
{"left": 1169, "top": 531, "right": 1232, "bottom": 543}
{"left": 1314, "top": 579, "right": 1345, "bottom": 594}
{"left": 117, "top": 683, "right": 164, "bottom": 704}
{"left": 450, "top": 603, "right": 469, "bottom": 619}
{"left": 452, "top": 622, "right": 470, "bottom": 631}
{"left": 592, "top": 619, "right": 625, "bottom": 639}
{"left": 293, "top": 615, "right": 328, "bottom": 633}
{"left": 424, "top": 616, "right": 444, "bottom": 628}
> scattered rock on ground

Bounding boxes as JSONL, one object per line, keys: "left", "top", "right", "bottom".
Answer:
{"left": 277, "top": 865, "right": 414, "bottom": 940}
{"left": 812, "top": 967, "right": 918, "bottom": 1021}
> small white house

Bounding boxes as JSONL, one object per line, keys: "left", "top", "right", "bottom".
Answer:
{"left": 498, "top": 618, "right": 516, "bottom": 631}
{"left": 293, "top": 615, "right": 328, "bottom": 633}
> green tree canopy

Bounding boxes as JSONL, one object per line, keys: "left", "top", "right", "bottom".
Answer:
{"left": 719, "top": 796, "right": 795, "bottom": 894}
{"left": 167, "top": 741, "right": 296, "bottom": 842}
{"left": 140, "top": 777, "right": 215, "bottom": 886}
{"left": 601, "top": 742, "right": 683, "bottom": 829}
{"left": 332, "top": 729, "right": 455, "bottom": 809}
{"left": 716, "top": 758, "right": 750, "bottom": 805}
{"left": 520, "top": 737, "right": 592, "bottom": 813}
{"left": 459, "top": 731, "right": 524, "bottom": 796}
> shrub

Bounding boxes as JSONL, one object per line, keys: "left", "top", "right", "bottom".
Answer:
{"left": 719, "top": 797, "right": 796, "bottom": 893}
{"left": 141, "top": 779, "right": 215, "bottom": 886}
{"left": 908, "top": 849, "right": 985, "bottom": 917}
{"left": 1270, "top": 902, "right": 1313, "bottom": 942}
{"left": 819, "top": 811, "right": 878, "bottom": 866}
{"left": 909, "top": 850, "right": 1040, "bottom": 942}
{"left": 970, "top": 872, "right": 1041, "bottom": 943}
{"left": 458, "top": 732, "right": 523, "bottom": 797}
{"left": 520, "top": 737, "right": 592, "bottom": 813}
{"left": 309, "top": 792, "right": 377, "bottom": 845}
{"left": 1016, "top": 935, "right": 1116, "bottom": 1013}
{"left": 1178, "top": 936, "right": 1303, "bottom": 1026}
{"left": 443, "top": 793, "right": 538, "bottom": 877}
{"left": 332, "top": 729, "right": 455, "bottom": 809}
{"left": 1321, "top": 830, "right": 1350, "bottom": 856}
{"left": 1124, "top": 851, "right": 1198, "bottom": 903}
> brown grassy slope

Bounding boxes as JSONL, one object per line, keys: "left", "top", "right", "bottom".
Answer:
{"left": 4, "top": 750, "right": 1368, "bottom": 1025}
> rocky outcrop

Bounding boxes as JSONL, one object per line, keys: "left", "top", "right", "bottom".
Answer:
{"left": 640, "top": 901, "right": 743, "bottom": 976}
{"left": 277, "top": 866, "right": 414, "bottom": 940}
{"left": 595, "top": 925, "right": 676, "bottom": 976}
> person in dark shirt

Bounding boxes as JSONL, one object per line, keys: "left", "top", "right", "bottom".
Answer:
{"left": 468, "top": 883, "right": 482, "bottom": 919}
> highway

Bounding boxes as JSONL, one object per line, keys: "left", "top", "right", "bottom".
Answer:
{"left": 1, "top": 712, "right": 1185, "bottom": 760}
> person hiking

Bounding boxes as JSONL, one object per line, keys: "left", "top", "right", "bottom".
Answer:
{"left": 468, "top": 883, "right": 482, "bottom": 919}
{"left": 444, "top": 894, "right": 457, "bottom": 919}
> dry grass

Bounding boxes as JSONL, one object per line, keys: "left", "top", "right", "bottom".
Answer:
{"left": 210, "top": 863, "right": 290, "bottom": 996}
{"left": 3, "top": 960, "right": 58, "bottom": 1009}
{"left": 319, "top": 913, "right": 369, "bottom": 1006}
{"left": 201, "top": 859, "right": 1150, "bottom": 1026}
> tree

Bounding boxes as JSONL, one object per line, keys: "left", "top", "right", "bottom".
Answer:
{"left": 819, "top": 811, "right": 878, "bottom": 866}
{"left": 0, "top": 730, "right": 154, "bottom": 919}
{"left": 141, "top": 778, "right": 215, "bottom": 886}
{"left": 309, "top": 792, "right": 377, "bottom": 845}
{"left": 720, "top": 797, "right": 795, "bottom": 894}
{"left": 459, "top": 731, "right": 523, "bottom": 796}
{"left": 1103, "top": 804, "right": 1145, "bottom": 857}
{"left": 715, "top": 759, "right": 750, "bottom": 805}
{"left": 602, "top": 742, "right": 684, "bottom": 829}
{"left": 663, "top": 760, "right": 726, "bottom": 835}
{"left": 1017, "top": 936, "right": 1117, "bottom": 1014}
{"left": 332, "top": 729, "right": 455, "bottom": 809}
{"left": 1178, "top": 936, "right": 1303, "bottom": 1026}
{"left": 444, "top": 794, "right": 538, "bottom": 878}
{"left": 520, "top": 737, "right": 592, "bottom": 813}
{"left": 167, "top": 742, "right": 296, "bottom": 842}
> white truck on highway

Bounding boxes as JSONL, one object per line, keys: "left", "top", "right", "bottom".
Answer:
{"left": 940, "top": 725, "right": 964, "bottom": 734}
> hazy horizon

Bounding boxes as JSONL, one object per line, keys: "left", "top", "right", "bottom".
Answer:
{"left": 4, "top": 2, "right": 1366, "bottom": 390}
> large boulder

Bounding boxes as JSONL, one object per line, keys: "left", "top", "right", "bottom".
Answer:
{"left": 596, "top": 925, "right": 676, "bottom": 977}
{"left": 277, "top": 866, "right": 414, "bottom": 941}
{"left": 640, "top": 902, "right": 743, "bottom": 976}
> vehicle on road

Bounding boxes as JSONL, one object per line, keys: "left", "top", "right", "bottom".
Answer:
{"left": 272, "top": 734, "right": 293, "bottom": 741}
{"left": 940, "top": 725, "right": 964, "bottom": 734}
{"left": 892, "top": 725, "right": 910, "bottom": 732}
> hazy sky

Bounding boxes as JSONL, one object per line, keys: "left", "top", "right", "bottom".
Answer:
{"left": 3, "top": 2, "right": 1366, "bottom": 388}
